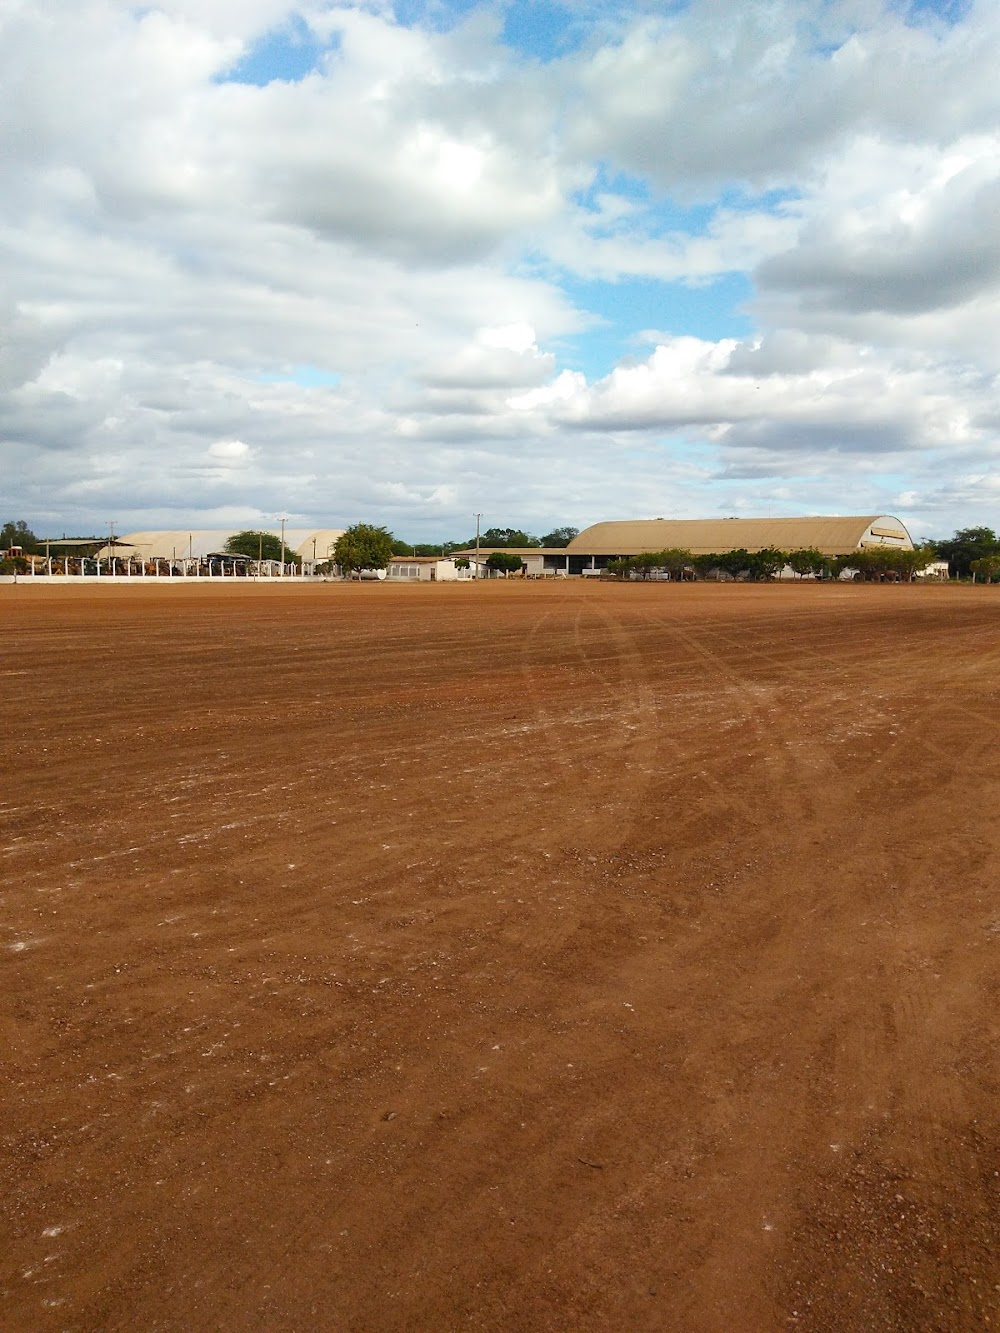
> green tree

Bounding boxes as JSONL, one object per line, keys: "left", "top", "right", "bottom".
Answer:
{"left": 688, "top": 548, "right": 783, "bottom": 581}
{"left": 454, "top": 557, "right": 470, "bottom": 570}
{"left": 654, "top": 547, "right": 694, "bottom": 579}
{"left": 334, "top": 524, "right": 395, "bottom": 573}
{"left": 1, "top": 520, "right": 40, "bottom": 554}
{"left": 717, "top": 548, "right": 752, "bottom": 578}
{"left": 898, "top": 545, "right": 935, "bottom": 580}
{"left": 631, "top": 551, "right": 660, "bottom": 579}
{"left": 970, "top": 554, "right": 1000, "bottom": 582}
{"left": 846, "top": 548, "right": 883, "bottom": 580}
{"left": 478, "top": 527, "right": 539, "bottom": 548}
{"left": 934, "top": 527, "right": 999, "bottom": 579}
{"left": 539, "top": 527, "right": 579, "bottom": 548}
{"left": 746, "top": 547, "right": 788, "bottom": 581}
{"left": 392, "top": 540, "right": 460, "bottom": 556}
{"left": 225, "top": 530, "right": 300, "bottom": 565}
{"left": 787, "top": 547, "right": 825, "bottom": 578}
{"left": 616, "top": 548, "right": 694, "bottom": 580}
{"left": 607, "top": 557, "right": 633, "bottom": 579}
{"left": 692, "top": 553, "right": 723, "bottom": 579}
{"left": 485, "top": 551, "right": 525, "bottom": 575}
{"left": 847, "top": 546, "right": 931, "bottom": 581}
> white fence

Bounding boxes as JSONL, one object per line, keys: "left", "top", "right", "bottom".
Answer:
{"left": 1, "top": 557, "right": 322, "bottom": 583}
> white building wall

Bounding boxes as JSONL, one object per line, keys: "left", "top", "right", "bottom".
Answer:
{"left": 386, "top": 559, "right": 467, "bottom": 581}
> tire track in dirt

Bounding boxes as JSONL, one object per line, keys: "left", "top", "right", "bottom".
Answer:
{"left": 638, "top": 594, "right": 1000, "bottom": 839}
{"left": 516, "top": 589, "right": 663, "bottom": 851}
{"left": 540, "top": 599, "right": 787, "bottom": 851}
{"left": 633, "top": 606, "right": 820, "bottom": 825}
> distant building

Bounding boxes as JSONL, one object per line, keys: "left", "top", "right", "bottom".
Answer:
{"left": 386, "top": 556, "right": 472, "bottom": 582}
{"left": 542, "top": 515, "right": 914, "bottom": 576}
{"left": 94, "top": 529, "right": 345, "bottom": 574}
{"left": 449, "top": 547, "right": 572, "bottom": 577}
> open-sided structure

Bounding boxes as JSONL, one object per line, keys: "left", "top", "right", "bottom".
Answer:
{"left": 95, "top": 529, "right": 345, "bottom": 568}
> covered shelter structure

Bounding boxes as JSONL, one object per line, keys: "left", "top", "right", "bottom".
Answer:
{"left": 549, "top": 516, "right": 914, "bottom": 576}
{"left": 93, "top": 529, "right": 345, "bottom": 577}
{"left": 6, "top": 529, "right": 348, "bottom": 581}
{"left": 26, "top": 535, "right": 132, "bottom": 577}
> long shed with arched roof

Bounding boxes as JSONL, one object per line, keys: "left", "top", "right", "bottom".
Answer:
{"left": 546, "top": 515, "right": 911, "bottom": 575}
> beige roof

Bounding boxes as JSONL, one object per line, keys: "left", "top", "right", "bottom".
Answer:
{"left": 95, "top": 529, "right": 345, "bottom": 560}
{"left": 567, "top": 516, "right": 913, "bottom": 557}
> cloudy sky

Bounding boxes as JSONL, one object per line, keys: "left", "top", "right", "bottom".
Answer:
{"left": 3, "top": 0, "right": 999, "bottom": 542}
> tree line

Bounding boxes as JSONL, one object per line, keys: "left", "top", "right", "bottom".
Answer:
{"left": 608, "top": 543, "right": 942, "bottom": 582}
{"left": 226, "top": 524, "right": 580, "bottom": 573}
{"left": 327, "top": 528, "right": 556, "bottom": 574}
{"left": 387, "top": 525, "right": 579, "bottom": 557}
{"left": 225, "top": 524, "right": 581, "bottom": 572}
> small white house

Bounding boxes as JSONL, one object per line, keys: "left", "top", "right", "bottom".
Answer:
{"left": 386, "top": 556, "right": 472, "bottom": 582}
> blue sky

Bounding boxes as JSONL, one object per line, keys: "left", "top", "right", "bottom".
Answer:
{"left": 223, "top": 0, "right": 970, "bottom": 82}
{"left": 221, "top": 16, "right": 328, "bottom": 85}
{"left": 556, "top": 274, "right": 754, "bottom": 379}
{"left": 2, "top": 0, "right": 999, "bottom": 540}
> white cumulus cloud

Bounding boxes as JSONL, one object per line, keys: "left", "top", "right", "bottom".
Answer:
{"left": 2, "top": 0, "right": 1000, "bottom": 540}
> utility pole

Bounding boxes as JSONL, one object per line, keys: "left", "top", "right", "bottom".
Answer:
{"left": 474, "top": 512, "right": 482, "bottom": 579}
{"left": 280, "top": 517, "right": 287, "bottom": 576}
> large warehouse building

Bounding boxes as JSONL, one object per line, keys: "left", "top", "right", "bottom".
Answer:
{"left": 549, "top": 515, "right": 914, "bottom": 575}
{"left": 455, "top": 516, "right": 914, "bottom": 577}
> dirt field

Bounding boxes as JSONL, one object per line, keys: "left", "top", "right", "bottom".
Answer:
{"left": 2, "top": 579, "right": 999, "bottom": 1332}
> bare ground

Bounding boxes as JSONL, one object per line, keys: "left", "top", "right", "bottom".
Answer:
{"left": 2, "top": 580, "right": 999, "bottom": 1332}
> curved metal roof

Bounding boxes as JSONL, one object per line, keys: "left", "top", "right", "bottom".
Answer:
{"left": 567, "top": 516, "right": 913, "bottom": 557}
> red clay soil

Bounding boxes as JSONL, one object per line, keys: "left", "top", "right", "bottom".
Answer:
{"left": 2, "top": 580, "right": 999, "bottom": 1332}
